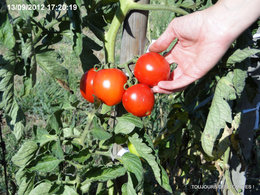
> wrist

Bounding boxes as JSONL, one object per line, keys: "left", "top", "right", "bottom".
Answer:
{"left": 206, "top": 0, "right": 260, "bottom": 43}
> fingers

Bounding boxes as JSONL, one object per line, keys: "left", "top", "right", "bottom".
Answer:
{"left": 152, "top": 86, "right": 172, "bottom": 94}
{"left": 149, "top": 20, "right": 177, "bottom": 53}
{"left": 158, "top": 74, "right": 195, "bottom": 91}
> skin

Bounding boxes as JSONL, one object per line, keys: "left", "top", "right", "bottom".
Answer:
{"left": 149, "top": 0, "right": 260, "bottom": 94}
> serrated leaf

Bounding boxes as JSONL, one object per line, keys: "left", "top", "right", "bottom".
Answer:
{"left": 47, "top": 109, "right": 63, "bottom": 132}
{"left": 74, "top": 33, "right": 101, "bottom": 72}
{"left": 17, "top": 174, "right": 35, "bottom": 195}
{"left": 115, "top": 114, "right": 143, "bottom": 134}
{"left": 91, "top": 117, "right": 112, "bottom": 140}
{"left": 82, "top": 165, "right": 126, "bottom": 183}
{"left": 15, "top": 167, "right": 35, "bottom": 195}
{"left": 128, "top": 134, "right": 172, "bottom": 193}
{"left": 0, "top": 61, "right": 26, "bottom": 140}
{"left": 51, "top": 140, "right": 64, "bottom": 160}
{"left": 0, "top": 13, "right": 15, "bottom": 49}
{"left": 15, "top": 168, "right": 27, "bottom": 186}
{"left": 180, "top": 0, "right": 196, "bottom": 9}
{"left": 13, "top": 121, "right": 25, "bottom": 140}
{"left": 36, "top": 50, "right": 69, "bottom": 87}
{"left": 28, "top": 182, "right": 52, "bottom": 195}
{"left": 159, "top": 164, "right": 172, "bottom": 193}
{"left": 201, "top": 70, "right": 247, "bottom": 157}
{"left": 62, "top": 186, "right": 78, "bottom": 195}
{"left": 91, "top": 128, "right": 112, "bottom": 140}
{"left": 35, "top": 128, "right": 58, "bottom": 146}
{"left": 126, "top": 172, "right": 137, "bottom": 195}
{"left": 233, "top": 68, "right": 247, "bottom": 96}
{"left": 121, "top": 152, "right": 143, "bottom": 187}
{"left": 70, "top": 148, "right": 91, "bottom": 164}
{"left": 227, "top": 48, "right": 260, "bottom": 64}
{"left": 12, "top": 141, "right": 38, "bottom": 167}
{"left": 29, "top": 155, "right": 62, "bottom": 173}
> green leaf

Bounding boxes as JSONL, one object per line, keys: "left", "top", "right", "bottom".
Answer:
{"left": 159, "top": 164, "right": 172, "bottom": 193}
{"left": 91, "top": 128, "right": 112, "bottom": 140}
{"left": 28, "top": 182, "right": 52, "bottom": 195}
{"left": 0, "top": 13, "right": 15, "bottom": 49}
{"left": 201, "top": 70, "right": 247, "bottom": 157}
{"left": 73, "top": 33, "right": 101, "bottom": 72}
{"left": 115, "top": 114, "right": 143, "bottom": 134}
{"left": 29, "top": 155, "right": 62, "bottom": 173}
{"left": 12, "top": 141, "right": 38, "bottom": 167}
{"left": 0, "top": 60, "right": 26, "bottom": 140}
{"left": 51, "top": 140, "right": 64, "bottom": 160}
{"left": 62, "top": 186, "right": 78, "bottom": 195}
{"left": 233, "top": 68, "right": 247, "bottom": 96}
{"left": 91, "top": 117, "right": 112, "bottom": 140}
{"left": 227, "top": 48, "right": 260, "bottom": 64}
{"left": 36, "top": 50, "right": 69, "bottom": 88}
{"left": 17, "top": 174, "right": 35, "bottom": 195}
{"left": 13, "top": 121, "right": 25, "bottom": 141}
{"left": 126, "top": 172, "right": 137, "bottom": 195}
{"left": 35, "top": 128, "right": 58, "bottom": 146}
{"left": 180, "top": 0, "right": 196, "bottom": 9}
{"left": 128, "top": 134, "right": 172, "bottom": 193}
{"left": 82, "top": 165, "right": 126, "bottom": 183}
{"left": 47, "top": 109, "right": 63, "bottom": 132}
{"left": 70, "top": 148, "right": 91, "bottom": 164}
{"left": 121, "top": 152, "right": 143, "bottom": 187}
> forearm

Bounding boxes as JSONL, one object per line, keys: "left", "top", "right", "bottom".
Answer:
{"left": 207, "top": 0, "right": 260, "bottom": 42}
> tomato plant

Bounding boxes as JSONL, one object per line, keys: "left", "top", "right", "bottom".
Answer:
{"left": 80, "top": 68, "right": 97, "bottom": 103}
{"left": 134, "top": 52, "right": 171, "bottom": 86}
{"left": 93, "top": 68, "right": 127, "bottom": 106}
{"left": 1, "top": 0, "right": 259, "bottom": 195}
{"left": 122, "top": 84, "right": 154, "bottom": 117}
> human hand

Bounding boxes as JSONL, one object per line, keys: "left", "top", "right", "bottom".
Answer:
{"left": 149, "top": 7, "right": 235, "bottom": 94}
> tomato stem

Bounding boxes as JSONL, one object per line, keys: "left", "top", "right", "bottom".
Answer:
{"left": 78, "top": 112, "right": 95, "bottom": 147}
{"left": 104, "top": 0, "right": 188, "bottom": 64}
{"left": 104, "top": 0, "right": 133, "bottom": 64}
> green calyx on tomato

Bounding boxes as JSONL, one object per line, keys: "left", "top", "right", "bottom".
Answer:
{"left": 93, "top": 68, "right": 127, "bottom": 106}
{"left": 134, "top": 52, "right": 171, "bottom": 86}
{"left": 128, "top": 141, "right": 140, "bottom": 157}
{"left": 122, "top": 83, "right": 154, "bottom": 117}
{"left": 80, "top": 68, "right": 97, "bottom": 103}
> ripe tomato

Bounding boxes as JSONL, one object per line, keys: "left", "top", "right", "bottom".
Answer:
{"left": 134, "top": 52, "right": 171, "bottom": 86}
{"left": 93, "top": 68, "right": 127, "bottom": 106}
{"left": 122, "top": 84, "right": 154, "bottom": 117}
{"left": 80, "top": 68, "right": 97, "bottom": 103}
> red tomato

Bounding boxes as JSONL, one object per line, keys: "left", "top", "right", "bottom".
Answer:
{"left": 122, "top": 84, "right": 154, "bottom": 117}
{"left": 93, "top": 68, "right": 127, "bottom": 106}
{"left": 80, "top": 68, "right": 97, "bottom": 103}
{"left": 134, "top": 52, "right": 171, "bottom": 86}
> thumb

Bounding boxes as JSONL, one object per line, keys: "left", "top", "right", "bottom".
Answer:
{"left": 158, "top": 75, "right": 195, "bottom": 91}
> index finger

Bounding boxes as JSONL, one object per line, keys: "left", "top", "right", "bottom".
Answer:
{"left": 149, "top": 20, "right": 177, "bottom": 53}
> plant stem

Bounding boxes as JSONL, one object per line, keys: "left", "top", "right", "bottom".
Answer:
{"left": 104, "top": 0, "right": 132, "bottom": 64}
{"left": 104, "top": 0, "right": 188, "bottom": 64}
{"left": 95, "top": 150, "right": 111, "bottom": 157}
{"left": 79, "top": 112, "right": 95, "bottom": 147}
{"left": 223, "top": 147, "right": 240, "bottom": 195}
{"left": 129, "top": 2, "right": 189, "bottom": 15}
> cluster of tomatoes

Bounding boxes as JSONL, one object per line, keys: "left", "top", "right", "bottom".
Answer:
{"left": 80, "top": 52, "right": 171, "bottom": 117}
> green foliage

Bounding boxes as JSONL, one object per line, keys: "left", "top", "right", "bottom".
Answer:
{"left": 0, "top": 0, "right": 259, "bottom": 194}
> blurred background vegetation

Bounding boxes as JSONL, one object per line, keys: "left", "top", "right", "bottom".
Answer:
{"left": 1, "top": 0, "right": 259, "bottom": 194}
